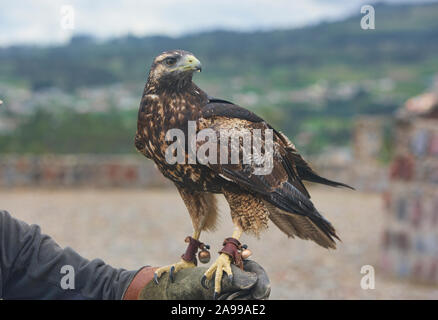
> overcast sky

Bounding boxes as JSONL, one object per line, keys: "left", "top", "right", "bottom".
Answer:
{"left": 0, "top": 0, "right": 434, "bottom": 46}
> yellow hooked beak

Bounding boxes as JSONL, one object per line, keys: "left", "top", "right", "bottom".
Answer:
{"left": 180, "top": 54, "right": 202, "bottom": 72}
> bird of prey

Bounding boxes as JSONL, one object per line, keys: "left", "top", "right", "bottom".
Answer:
{"left": 135, "top": 50, "right": 353, "bottom": 298}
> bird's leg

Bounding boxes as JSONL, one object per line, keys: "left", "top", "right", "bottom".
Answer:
{"left": 201, "top": 225, "right": 243, "bottom": 299}
{"left": 154, "top": 230, "right": 209, "bottom": 283}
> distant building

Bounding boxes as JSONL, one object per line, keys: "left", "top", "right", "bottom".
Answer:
{"left": 381, "top": 91, "right": 438, "bottom": 284}
{"left": 353, "top": 116, "right": 386, "bottom": 164}
{"left": 351, "top": 115, "right": 389, "bottom": 192}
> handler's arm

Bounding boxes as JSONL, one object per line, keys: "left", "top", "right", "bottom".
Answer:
{"left": 0, "top": 210, "right": 139, "bottom": 299}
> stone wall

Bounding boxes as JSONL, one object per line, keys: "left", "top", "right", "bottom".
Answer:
{"left": 381, "top": 117, "right": 438, "bottom": 284}
{"left": 0, "top": 155, "right": 171, "bottom": 188}
{"left": 0, "top": 152, "right": 388, "bottom": 192}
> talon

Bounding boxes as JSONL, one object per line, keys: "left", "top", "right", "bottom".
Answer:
{"left": 213, "top": 291, "right": 219, "bottom": 300}
{"left": 201, "top": 275, "right": 210, "bottom": 289}
{"left": 154, "top": 259, "right": 195, "bottom": 285}
{"left": 169, "top": 266, "right": 175, "bottom": 283}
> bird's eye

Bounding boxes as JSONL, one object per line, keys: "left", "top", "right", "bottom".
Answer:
{"left": 165, "top": 57, "right": 177, "bottom": 66}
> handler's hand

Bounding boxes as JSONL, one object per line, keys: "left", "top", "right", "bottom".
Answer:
{"left": 134, "top": 260, "right": 270, "bottom": 300}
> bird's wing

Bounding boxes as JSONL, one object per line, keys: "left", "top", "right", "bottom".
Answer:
{"left": 198, "top": 102, "right": 340, "bottom": 248}
{"left": 201, "top": 99, "right": 354, "bottom": 191}
{"left": 202, "top": 98, "right": 266, "bottom": 124}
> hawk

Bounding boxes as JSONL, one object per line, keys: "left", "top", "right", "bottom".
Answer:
{"left": 135, "top": 50, "right": 353, "bottom": 298}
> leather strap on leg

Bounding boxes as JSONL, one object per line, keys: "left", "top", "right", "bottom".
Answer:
{"left": 181, "top": 236, "right": 203, "bottom": 266}
{"left": 219, "top": 237, "right": 244, "bottom": 270}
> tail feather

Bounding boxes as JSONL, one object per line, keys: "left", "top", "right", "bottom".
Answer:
{"left": 264, "top": 201, "right": 339, "bottom": 249}
{"left": 298, "top": 169, "right": 355, "bottom": 190}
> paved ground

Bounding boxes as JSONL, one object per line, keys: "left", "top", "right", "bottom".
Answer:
{"left": 1, "top": 187, "right": 437, "bottom": 299}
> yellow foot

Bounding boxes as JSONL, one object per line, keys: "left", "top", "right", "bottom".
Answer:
{"left": 154, "top": 259, "right": 196, "bottom": 284}
{"left": 201, "top": 253, "right": 233, "bottom": 299}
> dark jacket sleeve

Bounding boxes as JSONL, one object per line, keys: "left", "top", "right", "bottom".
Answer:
{"left": 0, "top": 210, "right": 139, "bottom": 300}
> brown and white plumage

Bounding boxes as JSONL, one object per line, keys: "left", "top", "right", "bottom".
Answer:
{"left": 135, "top": 50, "right": 353, "bottom": 295}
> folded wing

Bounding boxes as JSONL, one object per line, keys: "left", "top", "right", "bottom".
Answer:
{"left": 199, "top": 99, "right": 344, "bottom": 248}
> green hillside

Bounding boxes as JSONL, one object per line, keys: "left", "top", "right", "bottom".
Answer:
{"left": 1, "top": 2, "right": 437, "bottom": 155}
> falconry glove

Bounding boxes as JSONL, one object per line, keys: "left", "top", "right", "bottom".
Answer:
{"left": 137, "top": 260, "right": 270, "bottom": 300}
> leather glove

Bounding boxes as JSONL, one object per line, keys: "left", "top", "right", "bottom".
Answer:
{"left": 135, "top": 260, "right": 270, "bottom": 300}
{"left": 217, "top": 260, "right": 271, "bottom": 300}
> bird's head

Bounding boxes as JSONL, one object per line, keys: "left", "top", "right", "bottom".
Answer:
{"left": 146, "top": 50, "right": 202, "bottom": 92}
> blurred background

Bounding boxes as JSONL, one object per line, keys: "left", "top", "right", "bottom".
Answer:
{"left": 1, "top": 0, "right": 437, "bottom": 299}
